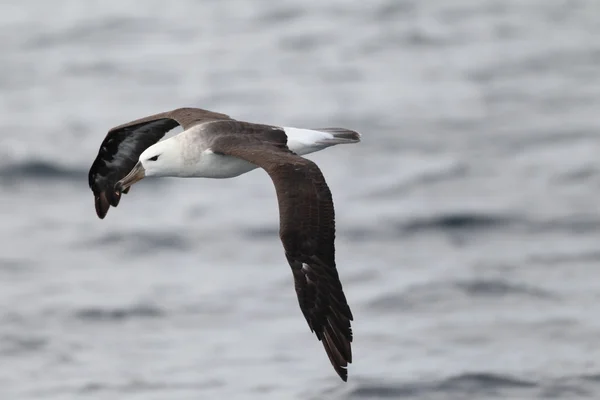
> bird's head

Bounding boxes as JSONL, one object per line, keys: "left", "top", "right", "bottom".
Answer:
{"left": 115, "top": 138, "right": 183, "bottom": 192}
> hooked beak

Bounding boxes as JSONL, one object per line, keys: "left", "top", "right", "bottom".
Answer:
{"left": 116, "top": 162, "right": 145, "bottom": 192}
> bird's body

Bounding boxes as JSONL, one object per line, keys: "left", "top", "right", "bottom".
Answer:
{"left": 88, "top": 107, "right": 360, "bottom": 381}
{"left": 146, "top": 124, "right": 353, "bottom": 179}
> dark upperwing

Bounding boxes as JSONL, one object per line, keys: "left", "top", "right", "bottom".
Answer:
{"left": 88, "top": 107, "right": 231, "bottom": 218}
{"left": 210, "top": 123, "right": 353, "bottom": 381}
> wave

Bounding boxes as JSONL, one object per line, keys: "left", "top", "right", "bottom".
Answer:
{"left": 400, "top": 212, "right": 600, "bottom": 237}
{"left": 25, "top": 17, "right": 152, "bottom": 50}
{"left": 78, "top": 379, "right": 223, "bottom": 394}
{"left": 0, "top": 160, "right": 84, "bottom": 182}
{"left": 439, "top": 372, "right": 538, "bottom": 390}
{"left": 368, "top": 278, "right": 555, "bottom": 312}
{"left": 344, "top": 373, "right": 537, "bottom": 399}
{"left": 530, "top": 216, "right": 600, "bottom": 235}
{"left": 454, "top": 279, "right": 555, "bottom": 299}
{"left": 397, "top": 212, "right": 517, "bottom": 235}
{"left": 366, "top": 163, "right": 468, "bottom": 199}
{"left": 0, "top": 333, "right": 47, "bottom": 356}
{"left": 74, "top": 303, "right": 164, "bottom": 322}
{"left": 76, "top": 230, "right": 192, "bottom": 254}
{"left": 239, "top": 226, "right": 279, "bottom": 240}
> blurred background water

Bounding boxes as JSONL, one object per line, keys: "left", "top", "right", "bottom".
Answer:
{"left": 1, "top": 0, "right": 600, "bottom": 399}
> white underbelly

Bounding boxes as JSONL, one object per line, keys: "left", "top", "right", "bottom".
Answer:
{"left": 188, "top": 151, "right": 258, "bottom": 178}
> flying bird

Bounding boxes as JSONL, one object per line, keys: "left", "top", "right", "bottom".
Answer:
{"left": 88, "top": 107, "right": 360, "bottom": 381}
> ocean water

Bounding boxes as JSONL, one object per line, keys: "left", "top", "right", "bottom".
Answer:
{"left": 2, "top": 0, "right": 600, "bottom": 399}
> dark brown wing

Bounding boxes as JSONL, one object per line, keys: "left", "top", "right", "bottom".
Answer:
{"left": 88, "top": 107, "right": 231, "bottom": 219}
{"left": 211, "top": 126, "right": 354, "bottom": 381}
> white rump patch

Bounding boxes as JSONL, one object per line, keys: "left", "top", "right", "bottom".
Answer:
{"left": 283, "top": 127, "right": 335, "bottom": 156}
{"left": 284, "top": 127, "right": 334, "bottom": 146}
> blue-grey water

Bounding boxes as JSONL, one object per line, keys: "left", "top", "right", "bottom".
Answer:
{"left": 2, "top": 0, "right": 600, "bottom": 399}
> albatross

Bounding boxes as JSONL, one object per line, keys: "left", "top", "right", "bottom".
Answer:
{"left": 88, "top": 107, "right": 360, "bottom": 381}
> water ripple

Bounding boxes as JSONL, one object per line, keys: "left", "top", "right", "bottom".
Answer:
{"left": 454, "top": 279, "right": 555, "bottom": 299}
{"left": 79, "top": 231, "right": 192, "bottom": 253}
{"left": 0, "top": 160, "right": 84, "bottom": 183}
{"left": 344, "top": 373, "right": 538, "bottom": 399}
{"left": 397, "top": 212, "right": 518, "bottom": 235}
{"left": 73, "top": 303, "right": 164, "bottom": 322}
{"left": 0, "top": 334, "right": 48, "bottom": 356}
{"left": 78, "top": 378, "right": 224, "bottom": 394}
{"left": 368, "top": 278, "right": 555, "bottom": 312}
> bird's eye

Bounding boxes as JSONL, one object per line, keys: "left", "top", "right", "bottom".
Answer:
{"left": 149, "top": 155, "right": 159, "bottom": 161}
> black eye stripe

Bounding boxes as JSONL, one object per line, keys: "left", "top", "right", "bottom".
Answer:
{"left": 149, "top": 155, "right": 159, "bottom": 161}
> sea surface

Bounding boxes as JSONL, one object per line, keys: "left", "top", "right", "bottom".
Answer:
{"left": 1, "top": 0, "right": 600, "bottom": 399}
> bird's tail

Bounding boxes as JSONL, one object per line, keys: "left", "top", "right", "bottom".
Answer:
{"left": 313, "top": 127, "right": 361, "bottom": 145}
{"left": 283, "top": 126, "right": 361, "bottom": 156}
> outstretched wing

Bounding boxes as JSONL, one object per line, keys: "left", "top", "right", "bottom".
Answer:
{"left": 88, "top": 107, "right": 231, "bottom": 218}
{"left": 210, "top": 124, "right": 354, "bottom": 381}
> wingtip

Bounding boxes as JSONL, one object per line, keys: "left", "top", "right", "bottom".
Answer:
{"left": 333, "top": 363, "right": 349, "bottom": 382}
{"left": 94, "top": 187, "right": 128, "bottom": 219}
{"left": 337, "top": 366, "right": 349, "bottom": 382}
{"left": 94, "top": 193, "right": 109, "bottom": 219}
{"left": 347, "top": 129, "right": 362, "bottom": 142}
{"left": 317, "top": 127, "right": 362, "bottom": 143}
{"left": 322, "top": 326, "right": 352, "bottom": 383}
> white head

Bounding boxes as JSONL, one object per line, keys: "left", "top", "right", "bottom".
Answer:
{"left": 137, "top": 138, "right": 184, "bottom": 178}
{"left": 115, "top": 137, "right": 185, "bottom": 192}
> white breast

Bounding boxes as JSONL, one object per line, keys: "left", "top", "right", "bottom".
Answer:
{"left": 187, "top": 149, "right": 258, "bottom": 179}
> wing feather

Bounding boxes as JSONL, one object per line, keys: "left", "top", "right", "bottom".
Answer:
{"left": 210, "top": 124, "right": 353, "bottom": 381}
{"left": 88, "top": 107, "right": 231, "bottom": 218}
